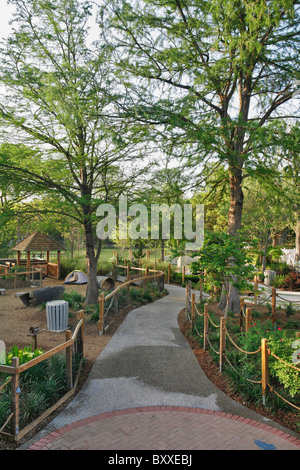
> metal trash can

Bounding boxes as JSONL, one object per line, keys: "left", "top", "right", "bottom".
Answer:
{"left": 46, "top": 300, "right": 69, "bottom": 332}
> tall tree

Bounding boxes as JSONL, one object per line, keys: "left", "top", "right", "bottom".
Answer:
{"left": 102, "top": 0, "right": 299, "bottom": 311}
{"left": 0, "top": 0, "right": 147, "bottom": 303}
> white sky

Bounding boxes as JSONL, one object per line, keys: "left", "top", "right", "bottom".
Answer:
{"left": 0, "top": 0, "right": 15, "bottom": 39}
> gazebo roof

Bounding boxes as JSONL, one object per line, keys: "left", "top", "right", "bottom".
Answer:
{"left": 12, "top": 231, "right": 65, "bottom": 252}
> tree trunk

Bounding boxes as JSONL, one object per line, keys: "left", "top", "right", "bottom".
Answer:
{"left": 228, "top": 165, "right": 244, "bottom": 236}
{"left": 223, "top": 165, "right": 244, "bottom": 314}
{"left": 84, "top": 225, "right": 100, "bottom": 304}
{"left": 295, "top": 219, "right": 300, "bottom": 261}
{"left": 161, "top": 239, "right": 165, "bottom": 261}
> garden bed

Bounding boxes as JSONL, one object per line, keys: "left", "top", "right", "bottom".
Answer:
{"left": 179, "top": 297, "right": 300, "bottom": 436}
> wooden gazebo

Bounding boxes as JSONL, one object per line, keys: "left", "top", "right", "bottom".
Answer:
{"left": 12, "top": 231, "right": 65, "bottom": 280}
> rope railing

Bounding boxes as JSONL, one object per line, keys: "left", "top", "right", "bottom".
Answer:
{"left": 190, "top": 299, "right": 300, "bottom": 411}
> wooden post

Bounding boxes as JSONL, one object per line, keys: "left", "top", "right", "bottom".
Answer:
{"left": 146, "top": 249, "right": 150, "bottom": 259}
{"left": 182, "top": 265, "right": 185, "bottom": 284}
{"left": 126, "top": 264, "right": 130, "bottom": 280}
{"left": 126, "top": 283, "right": 130, "bottom": 305}
{"left": 191, "top": 293, "right": 195, "bottom": 330}
{"left": 17, "top": 251, "right": 21, "bottom": 266}
{"left": 57, "top": 250, "right": 61, "bottom": 280}
{"left": 167, "top": 263, "right": 171, "bottom": 284}
{"left": 240, "top": 298, "right": 244, "bottom": 331}
{"left": 66, "top": 329, "right": 73, "bottom": 390}
{"left": 245, "top": 308, "right": 251, "bottom": 334}
{"left": 14, "top": 272, "right": 17, "bottom": 289}
{"left": 40, "top": 268, "right": 43, "bottom": 286}
{"left": 115, "top": 291, "right": 119, "bottom": 314}
{"left": 219, "top": 317, "right": 226, "bottom": 372}
{"left": 203, "top": 304, "right": 209, "bottom": 350}
{"left": 98, "top": 293, "right": 104, "bottom": 335}
{"left": 77, "top": 310, "right": 85, "bottom": 358}
{"left": 254, "top": 275, "right": 258, "bottom": 305}
{"left": 144, "top": 266, "right": 149, "bottom": 292}
{"left": 113, "top": 249, "right": 115, "bottom": 259}
{"left": 272, "top": 288, "right": 276, "bottom": 328}
{"left": 213, "top": 285, "right": 218, "bottom": 302}
{"left": 261, "top": 338, "right": 269, "bottom": 406}
{"left": 11, "top": 356, "right": 20, "bottom": 438}
{"left": 46, "top": 250, "right": 50, "bottom": 276}
{"left": 185, "top": 285, "right": 189, "bottom": 320}
{"left": 199, "top": 277, "right": 203, "bottom": 303}
{"left": 26, "top": 251, "right": 31, "bottom": 270}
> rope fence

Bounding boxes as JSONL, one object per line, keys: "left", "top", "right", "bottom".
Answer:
{"left": 185, "top": 284, "right": 300, "bottom": 412}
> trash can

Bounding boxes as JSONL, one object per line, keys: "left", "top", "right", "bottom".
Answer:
{"left": 46, "top": 300, "right": 69, "bottom": 332}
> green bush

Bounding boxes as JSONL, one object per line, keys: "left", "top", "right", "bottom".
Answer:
{"left": 62, "top": 289, "right": 84, "bottom": 310}
{"left": 271, "top": 274, "right": 287, "bottom": 288}
{"left": 285, "top": 303, "right": 296, "bottom": 318}
{"left": 268, "top": 332, "right": 300, "bottom": 398}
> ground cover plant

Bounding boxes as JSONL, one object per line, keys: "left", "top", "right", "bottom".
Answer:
{"left": 191, "top": 299, "right": 300, "bottom": 431}
{"left": 0, "top": 346, "right": 73, "bottom": 431}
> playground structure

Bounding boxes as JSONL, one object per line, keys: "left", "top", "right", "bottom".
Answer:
{"left": 0, "top": 232, "right": 65, "bottom": 285}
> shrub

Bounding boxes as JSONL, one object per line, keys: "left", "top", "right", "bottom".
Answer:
{"left": 271, "top": 274, "right": 287, "bottom": 288}
{"left": 285, "top": 303, "right": 295, "bottom": 318}
{"left": 281, "top": 271, "right": 300, "bottom": 290}
{"left": 62, "top": 289, "right": 84, "bottom": 310}
{"left": 268, "top": 332, "right": 300, "bottom": 398}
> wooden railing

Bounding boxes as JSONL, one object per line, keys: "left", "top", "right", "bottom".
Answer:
{"left": 0, "top": 268, "right": 43, "bottom": 289}
{"left": 46, "top": 262, "right": 59, "bottom": 279}
{"left": 0, "top": 312, "right": 84, "bottom": 442}
{"left": 98, "top": 264, "right": 165, "bottom": 335}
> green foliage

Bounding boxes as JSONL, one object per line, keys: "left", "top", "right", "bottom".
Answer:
{"left": 132, "top": 245, "right": 146, "bottom": 262}
{"left": 0, "top": 349, "right": 70, "bottom": 429}
{"left": 5, "top": 345, "right": 44, "bottom": 366}
{"left": 192, "top": 312, "right": 300, "bottom": 412}
{"left": 268, "top": 333, "right": 300, "bottom": 398}
{"left": 190, "top": 230, "right": 259, "bottom": 292}
{"left": 285, "top": 303, "right": 296, "bottom": 318}
{"left": 62, "top": 289, "right": 84, "bottom": 311}
{"left": 271, "top": 274, "right": 287, "bottom": 288}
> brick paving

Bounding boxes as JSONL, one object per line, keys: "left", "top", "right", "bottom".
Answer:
{"left": 27, "top": 406, "right": 300, "bottom": 451}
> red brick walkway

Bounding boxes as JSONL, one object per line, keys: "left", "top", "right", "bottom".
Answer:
{"left": 27, "top": 406, "right": 300, "bottom": 451}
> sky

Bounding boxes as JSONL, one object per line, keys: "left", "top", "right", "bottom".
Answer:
{"left": 0, "top": 0, "right": 15, "bottom": 39}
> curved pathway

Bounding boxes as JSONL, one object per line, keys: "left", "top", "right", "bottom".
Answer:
{"left": 20, "top": 285, "right": 300, "bottom": 451}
